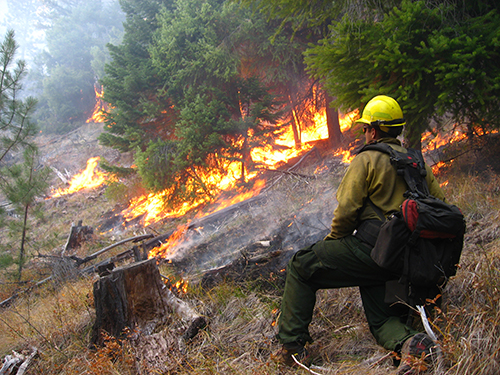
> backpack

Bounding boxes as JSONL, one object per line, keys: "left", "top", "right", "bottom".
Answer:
{"left": 358, "top": 142, "right": 466, "bottom": 305}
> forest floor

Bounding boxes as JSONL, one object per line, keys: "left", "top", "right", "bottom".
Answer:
{"left": 0, "top": 124, "right": 499, "bottom": 374}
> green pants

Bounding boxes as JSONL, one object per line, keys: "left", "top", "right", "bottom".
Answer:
{"left": 277, "top": 236, "right": 417, "bottom": 351}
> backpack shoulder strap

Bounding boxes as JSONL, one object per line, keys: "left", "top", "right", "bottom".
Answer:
{"left": 358, "top": 142, "right": 430, "bottom": 198}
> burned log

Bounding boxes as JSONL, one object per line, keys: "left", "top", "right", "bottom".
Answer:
{"left": 71, "top": 233, "right": 154, "bottom": 267}
{"left": 90, "top": 258, "right": 205, "bottom": 348}
{"left": 197, "top": 247, "right": 294, "bottom": 290}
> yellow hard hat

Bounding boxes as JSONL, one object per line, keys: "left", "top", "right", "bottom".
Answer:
{"left": 356, "top": 95, "right": 406, "bottom": 132}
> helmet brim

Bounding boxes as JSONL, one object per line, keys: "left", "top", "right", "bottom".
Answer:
{"left": 355, "top": 118, "right": 371, "bottom": 125}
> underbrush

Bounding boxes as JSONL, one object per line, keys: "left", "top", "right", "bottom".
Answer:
{"left": 0, "top": 158, "right": 499, "bottom": 374}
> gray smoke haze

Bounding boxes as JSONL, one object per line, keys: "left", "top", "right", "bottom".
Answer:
{"left": 162, "top": 160, "right": 346, "bottom": 275}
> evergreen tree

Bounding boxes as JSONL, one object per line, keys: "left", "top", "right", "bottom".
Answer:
{"left": 101, "top": 0, "right": 334, "bottom": 206}
{"left": 303, "top": 0, "right": 500, "bottom": 148}
{"left": 239, "top": 0, "right": 353, "bottom": 148}
{"left": 0, "top": 147, "right": 50, "bottom": 281}
{"left": 0, "top": 30, "right": 37, "bottom": 166}
{"left": 0, "top": 30, "right": 50, "bottom": 280}
{"left": 33, "top": 0, "right": 125, "bottom": 133}
{"left": 99, "top": 0, "right": 175, "bottom": 153}
{"left": 149, "top": 0, "right": 284, "bottom": 187}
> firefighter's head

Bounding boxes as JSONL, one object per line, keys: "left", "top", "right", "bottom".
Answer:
{"left": 356, "top": 95, "right": 405, "bottom": 139}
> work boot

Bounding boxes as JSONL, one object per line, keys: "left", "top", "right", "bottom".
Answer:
{"left": 274, "top": 341, "right": 311, "bottom": 367}
{"left": 397, "top": 333, "right": 439, "bottom": 374}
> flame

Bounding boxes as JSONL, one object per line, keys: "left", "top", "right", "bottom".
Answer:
{"left": 163, "top": 275, "right": 189, "bottom": 294}
{"left": 147, "top": 180, "right": 267, "bottom": 259}
{"left": 422, "top": 129, "right": 467, "bottom": 152}
{"left": 432, "top": 161, "right": 446, "bottom": 175}
{"left": 126, "top": 107, "right": 354, "bottom": 228}
{"left": 145, "top": 108, "right": 354, "bottom": 258}
{"left": 51, "top": 157, "right": 107, "bottom": 197}
{"left": 149, "top": 223, "right": 190, "bottom": 258}
{"left": 122, "top": 191, "right": 205, "bottom": 227}
{"left": 333, "top": 146, "right": 356, "bottom": 164}
{"left": 314, "top": 165, "right": 328, "bottom": 174}
{"left": 251, "top": 109, "right": 356, "bottom": 167}
{"left": 86, "top": 85, "right": 107, "bottom": 123}
{"left": 339, "top": 110, "right": 359, "bottom": 132}
{"left": 173, "top": 279, "right": 189, "bottom": 294}
{"left": 121, "top": 162, "right": 264, "bottom": 227}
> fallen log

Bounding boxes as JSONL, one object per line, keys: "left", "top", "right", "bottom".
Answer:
{"left": 187, "top": 194, "right": 269, "bottom": 230}
{"left": 197, "top": 247, "right": 293, "bottom": 290}
{"left": 0, "top": 347, "right": 38, "bottom": 375}
{"left": 0, "top": 277, "right": 52, "bottom": 309}
{"left": 71, "top": 233, "right": 154, "bottom": 267}
{"left": 1, "top": 235, "right": 156, "bottom": 308}
{"left": 90, "top": 258, "right": 205, "bottom": 348}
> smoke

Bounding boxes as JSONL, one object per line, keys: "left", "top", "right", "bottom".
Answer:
{"left": 162, "top": 172, "right": 341, "bottom": 275}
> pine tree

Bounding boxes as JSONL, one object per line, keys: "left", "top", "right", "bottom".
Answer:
{"left": 32, "top": 0, "right": 125, "bottom": 133}
{"left": 1, "top": 147, "right": 50, "bottom": 281}
{"left": 303, "top": 0, "right": 500, "bottom": 148}
{"left": 0, "top": 30, "right": 50, "bottom": 280}
{"left": 0, "top": 30, "right": 37, "bottom": 165}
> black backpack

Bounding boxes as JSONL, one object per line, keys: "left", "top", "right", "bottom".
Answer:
{"left": 358, "top": 142, "right": 466, "bottom": 305}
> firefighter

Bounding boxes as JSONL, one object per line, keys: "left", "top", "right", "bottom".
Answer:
{"left": 276, "top": 95, "right": 444, "bottom": 373}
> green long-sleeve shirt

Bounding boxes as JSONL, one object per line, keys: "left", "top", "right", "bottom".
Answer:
{"left": 325, "top": 138, "right": 445, "bottom": 240}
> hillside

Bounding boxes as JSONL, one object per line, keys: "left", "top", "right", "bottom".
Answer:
{"left": 0, "top": 128, "right": 499, "bottom": 374}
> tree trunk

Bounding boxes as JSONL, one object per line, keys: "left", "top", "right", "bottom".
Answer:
{"left": 90, "top": 258, "right": 205, "bottom": 348}
{"left": 17, "top": 203, "right": 29, "bottom": 282}
{"left": 288, "top": 89, "right": 301, "bottom": 148}
{"left": 325, "top": 91, "right": 343, "bottom": 149}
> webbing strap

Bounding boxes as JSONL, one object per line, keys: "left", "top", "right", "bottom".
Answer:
{"left": 366, "top": 197, "right": 386, "bottom": 221}
{"left": 358, "top": 142, "right": 430, "bottom": 198}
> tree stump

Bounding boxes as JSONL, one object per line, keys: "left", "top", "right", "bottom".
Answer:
{"left": 90, "top": 258, "right": 205, "bottom": 348}
{"left": 62, "top": 220, "right": 93, "bottom": 255}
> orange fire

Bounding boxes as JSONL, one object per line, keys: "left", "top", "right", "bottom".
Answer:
{"left": 333, "top": 146, "right": 356, "bottom": 164}
{"left": 86, "top": 85, "right": 107, "bottom": 123}
{"left": 432, "top": 161, "right": 446, "bottom": 175}
{"left": 147, "top": 181, "right": 267, "bottom": 259}
{"left": 50, "top": 106, "right": 355, "bottom": 242}
{"left": 422, "top": 128, "right": 467, "bottom": 152}
{"left": 251, "top": 109, "right": 356, "bottom": 166}
{"left": 125, "top": 108, "right": 355, "bottom": 229}
{"left": 163, "top": 275, "right": 189, "bottom": 294}
{"left": 51, "top": 157, "right": 107, "bottom": 198}
{"left": 145, "top": 110, "right": 357, "bottom": 259}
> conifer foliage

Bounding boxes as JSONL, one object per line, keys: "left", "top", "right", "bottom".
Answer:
{"left": 303, "top": 0, "right": 500, "bottom": 148}
{"left": 0, "top": 30, "right": 50, "bottom": 281}
{"left": 0, "top": 30, "right": 37, "bottom": 164}
{"left": 100, "top": 0, "right": 307, "bottom": 206}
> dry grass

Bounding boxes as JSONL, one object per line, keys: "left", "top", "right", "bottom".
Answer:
{"left": 1, "top": 147, "right": 500, "bottom": 374}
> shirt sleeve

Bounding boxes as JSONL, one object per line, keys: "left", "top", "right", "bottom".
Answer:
{"left": 325, "top": 154, "right": 370, "bottom": 240}
{"left": 425, "top": 165, "right": 446, "bottom": 202}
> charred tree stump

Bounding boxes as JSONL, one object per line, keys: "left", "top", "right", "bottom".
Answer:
{"left": 61, "top": 220, "right": 93, "bottom": 255}
{"left": 90, "top": 258, "right": 205, "bottom": 348}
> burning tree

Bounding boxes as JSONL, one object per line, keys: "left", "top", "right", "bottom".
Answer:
{"left": 31, "top": 0, "right": 125, "bottom": 134}
{"left": 100, "top": 0, "right": 339, "bottom": 209}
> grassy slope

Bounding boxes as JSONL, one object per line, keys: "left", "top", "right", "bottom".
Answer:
{"left": 1, "top": 138, "right": 500, "bottom": 374}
